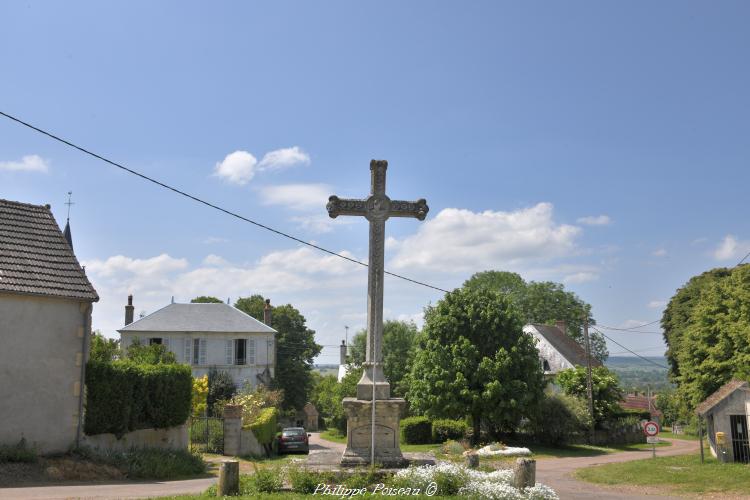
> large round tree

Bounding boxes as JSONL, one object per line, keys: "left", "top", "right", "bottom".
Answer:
{"left": 407, "top": 288, "right": 544, "bottom": 442}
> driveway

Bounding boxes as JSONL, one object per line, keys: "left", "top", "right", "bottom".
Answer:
{"left": 536, "top": 438, "right": 699, "bottom": 500}
{"left": 0, "top": 477, "right": 215, "bottom": 500}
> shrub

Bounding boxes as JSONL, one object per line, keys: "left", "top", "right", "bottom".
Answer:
{"left": 288, "top": 467, "right": 321, "bottom": 493}
{"left": 432, "top": 419, "right": 468, "bottom": 443}
{"left": 84, "top": 360, "right": 192, "bottom": 437}
{"left": 400, "top": 416, "right": 432, "bottom": 444}
{"left": 192, "top": 375, "right": 208, "bottom": 417}
{"left": 343, "top": 468, "right": 381, "bottom": 489}
{"left": 207, "top": 368, "right": 236, "bottom": 416}
{"left": 251, "top": 465, "right": 283, "bottom": 493}
{"left": 229, "top": 383, "right": 283, "bottom": 426}
{"left": 250, "top": 407, "right": 278, "bottom": 446}
{"left": 73, "top": 447, "right": 205, "bottom": 479}
{"left": 441, "top": 439, "right": 467, "bottom": 456}
{"left": 529, "top": 393, "right": 592, "bottom": 446}
{"left": 0, "top": 438, "right": 37, "bottom": 463}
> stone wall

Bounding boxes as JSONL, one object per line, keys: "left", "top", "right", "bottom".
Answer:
{"left": 0, "top": 294, "right": 91, "bottom": 454}
{"left": 81, "top": 424, "right": 188, "bottom": 452}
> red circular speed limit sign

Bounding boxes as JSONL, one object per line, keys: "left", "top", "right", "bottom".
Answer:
{"left": 643, "top": 421, "right": 659, "bottom": 436}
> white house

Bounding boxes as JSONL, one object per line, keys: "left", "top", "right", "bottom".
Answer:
{"left": 119, "top": 298, "right": 277, "bottom": 389}
{"left": 0, "top": 199, "right": 98, "bottom": 453}
{"left": 524, "top": 322, "right": 601, "bottom": 375}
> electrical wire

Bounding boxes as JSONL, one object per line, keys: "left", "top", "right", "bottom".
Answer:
{"left": 591, "top": 327, "right": 669, "bottom": 369}
{"left": 738, "top": 251, "right": 750, "bottom": 267}
{"left": 596, "top": 319, "right": 661, "bottom": 332}
{"left": 0, "top": 110, "right": 451, "bottom": 294}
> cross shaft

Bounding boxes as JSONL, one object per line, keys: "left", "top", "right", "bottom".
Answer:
{"left": 327, "top": 160, "right": 428, "bottom": 400}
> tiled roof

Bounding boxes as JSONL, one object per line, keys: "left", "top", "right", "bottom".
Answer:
{"left": 695, "top": 379, "right": 749, "bottom": 416}
{"left": 119, "top": 303, "right": 276, "bottom": 334}
{"left": 621, "top": 394, "right": 662, "bottom": 417}
{"left": 527, "top": 323, "right": 603, "bottom": 368}
{"left": 0, "top": 199, "right": 98, "bottom": 301}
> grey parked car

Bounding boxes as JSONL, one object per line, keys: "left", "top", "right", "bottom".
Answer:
{"left": 278, "top": 427, "right": 310, "bottom": 454}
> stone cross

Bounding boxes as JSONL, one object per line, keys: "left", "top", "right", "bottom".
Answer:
{"left": 327, "top": 160, "right": 428, "bottom": 400}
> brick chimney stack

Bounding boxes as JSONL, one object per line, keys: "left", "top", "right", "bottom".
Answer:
{"left": 555, "top": 320, "right": 566, "bottom": 335}
{"left": 263, "top": 299, "right": 272, "bottom": 326}
{"left": 340, "top": 340, "right": 347, "bottom": 365}
{"left": 125, "top": 295, "right": 134, "bottom": 325}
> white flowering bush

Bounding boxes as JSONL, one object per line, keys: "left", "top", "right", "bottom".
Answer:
{"left": 391, "top": 462, "right": 558, "bottom": 499}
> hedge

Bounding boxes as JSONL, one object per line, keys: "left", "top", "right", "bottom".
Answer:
{"left": 84, "top": 360, "right": 192, "bottom": 437}
{"left": 250, "top": 407, "right": 278, "bottom": 445}
{"left": 400, "top": 416, "right": 432, "bottom": 444}
{"left": 431, "top": 419, "right": 468, "bottom": 443}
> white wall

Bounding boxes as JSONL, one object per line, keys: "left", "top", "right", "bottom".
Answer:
{"left": 0, "top": 293, "right": 90, "bottom": 454}
{"left": 523, "top": 326, "right": 574, "bottom": 374}
{"left": 121, "top": 331, "right": 275, "bottom": 390}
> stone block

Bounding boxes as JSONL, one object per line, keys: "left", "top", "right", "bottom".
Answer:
{"left": 341, "top": 397, "right": 406, "bottom": 467}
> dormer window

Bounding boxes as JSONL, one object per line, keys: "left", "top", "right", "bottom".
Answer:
{"left": 543, "top": 359, "right": 551, "bottom": 372}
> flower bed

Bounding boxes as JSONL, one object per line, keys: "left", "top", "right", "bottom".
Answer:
{"left": 474, "top": 443, "right": 532, "bottom": 457}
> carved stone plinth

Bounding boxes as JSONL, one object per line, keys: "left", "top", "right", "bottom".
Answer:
{"left": 341, "top": 397, "right": 406, "bottom": 467}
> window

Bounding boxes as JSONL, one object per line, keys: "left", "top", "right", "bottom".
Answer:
{"left": 234, "top": 339, "right": 246, "bottom": 365}
{"left": 543, "top": 360, "right": 551, "bottom": 372}
{"left": 149, "top": 338, "right": 162, "bottom": 345}
{"left": 193, "top": 338, "right": 200, "bottom": 365}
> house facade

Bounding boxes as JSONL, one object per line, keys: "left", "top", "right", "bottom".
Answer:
{"left": 119, "top": 299, "right": 276, "bottom": 389}
{"left": 0, "top": 199, "right": 98, "bottom": 453}
{"left": 696, "top": 379, "right": 750, "bottom": 463}
{"left": 523, "top": 322, "right": 601, "bottom": 375}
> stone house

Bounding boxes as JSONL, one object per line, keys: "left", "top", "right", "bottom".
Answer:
{"left": 524, "top": 322, "right": 601, "bottom": 375}
{"left": 119, "top": 298, "right": 277, "bottom": 390}
{"left": 696, "top": 379, "right": 750, "bottom": 463}
{"left": 0, "top": 199, "right": 98, "bottom": 453}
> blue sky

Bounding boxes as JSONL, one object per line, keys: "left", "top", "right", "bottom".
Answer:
{"left": 2, "top": 1, "right": 749, "bottom": 363}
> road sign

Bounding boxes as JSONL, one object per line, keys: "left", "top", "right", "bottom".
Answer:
{"left": 647, "top": 436, "right": 660, "bottom": 444}
{"left": 644, "top": 421, "right": 659, "bottom": 436}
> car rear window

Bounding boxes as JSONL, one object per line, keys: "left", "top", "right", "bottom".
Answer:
{"left": 282, "top": 429, "right": 305, "bottom": 436}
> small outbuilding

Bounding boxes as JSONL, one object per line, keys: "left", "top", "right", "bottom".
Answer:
{"left": 303, "top": 402, "right": 319, "bottom": 431}
{"left": 696, "top": 379, "right": 750, "bottom": 463}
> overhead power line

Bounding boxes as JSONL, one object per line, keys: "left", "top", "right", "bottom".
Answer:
{"left": 0, "top": 110, "right": 451, "bottom": 294}
{"left": 596, "top": 319, "right": 661, "bottom": 332}
{"left": 591, "top": 327, "right": 669, "bottom": 369}
{"left": 738, "top": 251, "right": 750, "bottom": 267}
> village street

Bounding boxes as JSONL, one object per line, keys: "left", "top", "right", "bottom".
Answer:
{"left": 0, "top": 435, "right": 701, "bottom": 500}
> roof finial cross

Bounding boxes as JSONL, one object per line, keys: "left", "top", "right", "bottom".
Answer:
{"left": 65, "top": 191, "right": 74, "bottom": 222}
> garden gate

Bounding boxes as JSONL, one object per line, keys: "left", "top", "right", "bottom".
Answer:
{"left": 189, "top": 416, "right": 224, "bottom": 454}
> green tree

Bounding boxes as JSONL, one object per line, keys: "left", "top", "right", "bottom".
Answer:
{"left": 89, "top": 330, "right": 120, "bottom": 362}
{"left": 407, "top": 288, "right": 545, "bottom": 443}
{"left": 125, "top": 338, "right": 177, "bottom": 365}
{"left": 190, "top": 296, "right": 224, "bottom": 303}
{"left": 661, "top": 267, "right": 732, "bottom": 381}
{"left": 348, "top": 320, "right": 419, "bottom": 396}
{"left": 207, "top": 367, "right": 236, "bottom": 416}
{"left": 464, "top": 270, "right": 608, "bottom": 361}
{"left": 655, "top": 388, "right": 684, "bottom": 427}
{"left": 556, "top": 366, "right": 624, "bottom": 425}
{"left": 309, "top": 367, "right": 362, "bottom": 433}
{"left": 234, "top": 295, "right": 322, "bottom": 410}
{"left": 667, "top": 265, "right": 750, "bottom": 408}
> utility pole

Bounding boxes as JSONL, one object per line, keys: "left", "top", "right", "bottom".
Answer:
{"left": 583, "top": 314, "right": 595, "bottom": 444}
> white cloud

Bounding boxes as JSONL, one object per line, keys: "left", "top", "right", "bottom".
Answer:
{"left": 202, "top": 254, "right": 229, "bottom": 266}
{"left": 648, "top": 300, "right": 667, "bottom": 309}
{"left": 652, "top": 248, "right": 668, "bottom": 257}
{"left": 577, "top": 215, "right": 611, "bottom": 226}
{"left": 713, "top": 235, "right": 750, "bottom": 261}
{"left": 257, "top": 146, "right": 310, "bottom": 171}
{"left": 83, "top": 253, "right": 188, "bottom": 278}
{"left": 563, "top": 272, "right": 599, "bottom": 284}
{"left": 259, "top": 183, "right": 332, "bottom": 211}
{"left": 0, "top": 154, "right": 49, "bottom": 173}
{"left": 213, "top": 150, "right": 258, "bottom": 185}
{"left": 388, "top": 203, "right": 581, "bottom": 273}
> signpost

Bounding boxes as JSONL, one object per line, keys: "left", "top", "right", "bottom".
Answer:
{"left": 644, "top": 421, "right": 659, "bottom": 458}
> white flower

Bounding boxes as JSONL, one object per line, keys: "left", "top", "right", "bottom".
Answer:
{"left": 524, "top": 483, "right": 560, "bottom": 500}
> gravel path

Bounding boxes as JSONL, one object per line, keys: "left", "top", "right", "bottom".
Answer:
{"left": 535, "top": 438, "right": 699, "bottom": 500}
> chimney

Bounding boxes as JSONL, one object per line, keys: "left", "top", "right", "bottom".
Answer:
{"left": 263, "top": 298, "right": 272, "bottom": 326}
{"left": 340, "top": 340, "right": 347, "bottom": 365}
{"left": 555, "top": 320, "right": 566, "bottom": 335}
{"left": 125, "top": 295, "right": 134, "bottom": 325}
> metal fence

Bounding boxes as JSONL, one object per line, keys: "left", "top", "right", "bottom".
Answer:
{"left": 189, "top": 416, "right": 224, "bottom": 454}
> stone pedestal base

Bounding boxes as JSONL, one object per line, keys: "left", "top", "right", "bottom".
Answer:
{"left": 341, "top": 397, "right": 406, "bottom": 467}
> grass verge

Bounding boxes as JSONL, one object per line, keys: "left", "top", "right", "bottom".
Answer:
{"left": 319, "top": 429, "right": 346, "bottom": 444}
{"left": 575, "top": 453, "right": 750, "bottom": 495}
{"left": 74, "top": 447, "right": 206, "bottom": 480}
